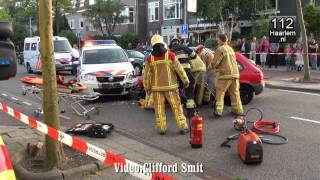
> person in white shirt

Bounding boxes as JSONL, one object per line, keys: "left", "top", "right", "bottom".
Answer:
{"left": 250, "top": 37, "right": 258, "bottom": 63}
{"left": 71, "top": 44, "right": 80, "bottom": 76}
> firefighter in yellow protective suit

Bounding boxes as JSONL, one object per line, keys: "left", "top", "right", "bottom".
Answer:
{"left": 143, "top": 35, "right": 190, "bottom": 134}
{"left": 190, "top": 54, "right": 206, "bottom": 105}
{"left": 209, "top": 34, "right": 243, "bottom": 117}
{"left": 195, "top": 45, "right": 216, "bottom": 104}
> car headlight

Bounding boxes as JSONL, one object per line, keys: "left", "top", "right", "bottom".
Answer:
{"left": 82, "top": 75, "right": 96, "bottom": 81}
{"left": 126, "top": 71, "right": 135, "bottom": 80}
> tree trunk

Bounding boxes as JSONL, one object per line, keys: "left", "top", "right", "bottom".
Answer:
{"left": 296, "top": 0, "right": 311, "bottom": 81}
{"left": 229, "top": 16, "right": 234, "bottom": 41}
{"left": 39, "top": 0, "right": 65, "bottom": 169}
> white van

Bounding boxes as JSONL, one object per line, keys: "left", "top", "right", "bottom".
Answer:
{"left": 80, "top": 40, "right": 136, "bottom": 95}
{"left": 23, "top": 36, "right": 73, "bottom": 73}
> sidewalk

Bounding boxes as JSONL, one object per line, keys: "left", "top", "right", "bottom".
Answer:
{"left": 0, "top": 125, "right": 227, "bottom": 180}
{"left": 263, "top": 66, "right": 320, "bottom": 93}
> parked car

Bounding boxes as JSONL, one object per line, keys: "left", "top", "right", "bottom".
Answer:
{"left": 23, "top": 36, "right": 73, "bottom": 73}
{"left": 79, "top": 40, "right": 136, "bottom": 96}
{"left": 135, "top": 49, "right": 264, "bottom": 105}
{"left": 125, "top": 50, "right": 144, "bottom": 76}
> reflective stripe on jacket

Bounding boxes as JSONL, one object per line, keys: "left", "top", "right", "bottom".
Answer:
{"left": 209, "top": 44, "right": 239, "bottom": 80}
{"left": 143, "top": 51, "right": 189, "bottom": 91}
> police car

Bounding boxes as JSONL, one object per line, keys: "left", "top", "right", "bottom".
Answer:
{"left": 79, "top": 40, "right": 136, "bottom": 95}
{"left": 23, "top": 36, "right": 73, "bottom": 73}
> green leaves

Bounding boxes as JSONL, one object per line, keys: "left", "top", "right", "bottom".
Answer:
{"left": 84, "top": 0, "right": 126, "bottom": 37}
{"left": 304, "top": 4, "right": 320, "bottom": 37}
{"left": 0, "top": 9, "right": 12, "bottom": 22}
{"left": 117, "top": 33, "right": 139, "bottom": 49}
{"left": 197, "top": 0, "right": 256, "bottom": 22}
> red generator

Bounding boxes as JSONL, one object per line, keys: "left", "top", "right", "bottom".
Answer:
{"left": 237, "top": 129, "right": 263, "bottom": 164}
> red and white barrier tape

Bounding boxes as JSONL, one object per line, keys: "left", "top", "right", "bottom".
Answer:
{"left": 0, "top": 102, "right": 174, "bottom": 180}
{"left": 239, "top": 52, "right": 320, "bottom": 55}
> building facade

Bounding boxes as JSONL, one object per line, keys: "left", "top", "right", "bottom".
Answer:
{"left": 145, "top": 0, "right": 217, "bottom": 45}
{"left": 66, "top": 0, "right": 217, "bottom": 45}
{"left": 66, "top": 0, "right": 147, "bottom": 41}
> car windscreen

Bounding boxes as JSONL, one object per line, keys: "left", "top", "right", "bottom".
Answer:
{"left": 83, "top": 48, "right": 128, "bottom": 64}
{"left": 54, "top": 40, "right": 72, "bottom": 53}
{"left": 128, "top": 50, "right": 144, "bottom": 59}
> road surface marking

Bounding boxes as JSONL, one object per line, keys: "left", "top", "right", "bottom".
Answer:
{"left": 59, "top": 114, "right": 71, "bottom": 120}
{"left": 11, "top": 97, "right": 18, "bottom": 101}
{"left": 1, "top": 93, "right": 8, "bottom": 97}
{"left": 279, "top": 90, "right": 320, "bottom": 97}
{"left": 22, "top": 101, "right": 32, "bottom": 106}
{"left": 290, "top": 116, "right": 320, "bottom": 124}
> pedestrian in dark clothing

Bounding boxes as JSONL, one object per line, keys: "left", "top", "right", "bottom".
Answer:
{"left": 239, "top": 37, "right": 250, "bottom": 57}
{"left": 269, "top": 43, "right": 279, "bottom": 68}
{"left": 309, "top": 38, "right": 318, "bottom": 70}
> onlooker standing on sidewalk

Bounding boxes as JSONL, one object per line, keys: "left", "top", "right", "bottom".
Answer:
{"left": 258, "top": 36, "right": 270, "bottom": 68}
{"left": 239, "top": 37, "right": 250, "bottom": 57}
{"left": 284, "top": 44, "right": 294, "bottom": 71}
{"left": 293, "top": 40, "right": 303, "bottom": 71}
{"left": 249, "top": 36, "right": 258, "bottom": 63}
{"left": 309, "top": 38, "right": 318, "bottom": 70}
{"left": 269, "top": 42, "right": 280, "bottom": 68}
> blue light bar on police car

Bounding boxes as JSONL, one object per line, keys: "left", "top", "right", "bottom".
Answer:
{"left": 84, "top": 40, "right": 117, "bottom": 46}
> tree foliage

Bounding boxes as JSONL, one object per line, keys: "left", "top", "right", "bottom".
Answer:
{"left": 117, "top": 33, "right": 139, "bottom": 49}
{"left": 84, "top": 0, "right": 126, "bottom": 37}
{"left": 304, "top": 4, "right": 320, "bottom": 38}
{"left": 59, "top": 29, "right": 77, "bottom": 45}
{"left": 197, "top": 0, "right": 256, "bottom": 40}
{"left": 52, "top": 0, "right": 73, "bottom": 35}
{"left": 249, "top": 15, "right": 269, "bottom": 40}
{"left": 0, "top": 9, "right": 12, "bottom": 22}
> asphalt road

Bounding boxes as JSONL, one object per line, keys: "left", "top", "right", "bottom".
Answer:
{"left": 1, "top": 65, "right": 320, "bottom": 180}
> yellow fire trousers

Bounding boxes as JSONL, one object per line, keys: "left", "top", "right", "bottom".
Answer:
{"left": 215, "top": 79, "right": 243, "bottom": 115}
{"left": 153, "top": 90, "right": 188, "bottom": 133}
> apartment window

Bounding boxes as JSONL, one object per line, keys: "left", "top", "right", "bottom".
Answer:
{"left": 122, "top": 7, "right": 135, "bottom": 24}
{"left": 79, "top": 19, "right": 84, "bottom": 29}
{"left": 148, "top": 1, "right": 159, "bottom": 22}
{"left": 163, "top": 0, "right": 182, "bottom": 20}
{"left": 69, "top": 19, "right": 75, "bottom": 29}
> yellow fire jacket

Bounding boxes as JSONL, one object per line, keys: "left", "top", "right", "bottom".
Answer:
{"left": 190, "top": 55, "right": 206, "bottom": 72}
{"left": 208, "top": 44, "right": 239, "bottom": 80}
{"left": 143, "top": 51, "right": 189, "bottom": 91}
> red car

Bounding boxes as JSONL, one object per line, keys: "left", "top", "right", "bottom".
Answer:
{"left": 134, "top": 50, "right": 264, "bottom": 105}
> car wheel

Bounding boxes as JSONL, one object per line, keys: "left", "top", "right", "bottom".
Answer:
{"left": 224, "top": 84, "right": 254, "bottom": 106}
{"left": 26, "top": 63, "right": 33, "bottom": 73}
{"left": 240, "top": 84, "right": 254, "bottom": 105}
{"left": 134, "top": 65, "right": 142, "bottom": 76}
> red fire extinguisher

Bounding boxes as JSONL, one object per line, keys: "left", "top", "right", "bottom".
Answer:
{"left": 190, "top": 112, "right": 203, "bottom": 148}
